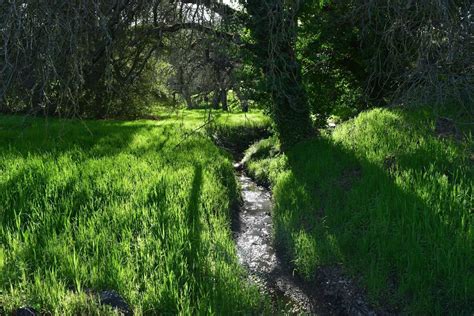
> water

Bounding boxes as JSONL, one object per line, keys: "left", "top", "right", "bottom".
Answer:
{"left": 234, "top": 172, "right": 315, "bottom": 314}
{"left": 234, "top": 171, "right": 378, "bottom": 315}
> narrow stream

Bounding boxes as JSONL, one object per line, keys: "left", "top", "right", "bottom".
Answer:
{"left": 234, "top": 169, "right": 378, "bottom": 315}
{"left": 234, "top": 171, "right": 317, "bottom": 314}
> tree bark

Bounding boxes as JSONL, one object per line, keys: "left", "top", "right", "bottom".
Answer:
{"left": 241, "top": 100, "right": 249, "bottom": 113}
{"left": 246, "top": 0, "right": 314, "bottom": 149}
{"left": 220, "top": 89, "right": 228, "bottom": 111}
{"left": 183, "top": 90, "right": 194, "bottom": 109}
{"left": 213, "top": 90, "right": 221, "bottom": 109}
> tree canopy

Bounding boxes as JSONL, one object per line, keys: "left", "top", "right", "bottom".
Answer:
{"left": 1, "top": 0, "right": 471, "bottom": 147}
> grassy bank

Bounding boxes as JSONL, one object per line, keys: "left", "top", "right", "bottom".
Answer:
{"left": 0, "top": 110, "right": 269, "bottom": 314}
{"left": 155, "top": 108, "right": 271, "bottom": 156}
{"left": 244, "top": 108, "right": 473, "bottom": 314}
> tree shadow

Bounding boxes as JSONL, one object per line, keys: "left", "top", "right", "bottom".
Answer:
{"left": 0, "top": 115, "right": 176, "bottom": 159}
{"left": 274, "top": 137, "right": 473, "bottom": 314}
{"left": 185, "top": 164, "right": 203, "bottom": 278}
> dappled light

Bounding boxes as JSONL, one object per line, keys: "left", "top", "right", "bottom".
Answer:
{"left": 0, "top": 0, "right": 472, "bottom": 314}
{"left": 0, "top": 112, "right": 268, "bottom": 314}
{"left": 245, "top": 108, "right": 473, "bottom": 314}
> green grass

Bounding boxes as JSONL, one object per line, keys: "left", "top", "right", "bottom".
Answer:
{"left": 153, "top": 108, "right": 270, "bottom": 128}
{"left": 244, "top": 107, "right": 473, "bottom": 314}
{"left": 151, "top": 108, "right": 271, "bottom": 156}
{"left": 0, "top": 111, "right": 270, "bottom": 314}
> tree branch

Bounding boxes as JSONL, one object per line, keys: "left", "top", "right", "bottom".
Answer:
{"left": 154, "top": 23, "right": 240, "bottom": 43}
{"left": 179, "top": 0, "right": 240, "bottom": 18}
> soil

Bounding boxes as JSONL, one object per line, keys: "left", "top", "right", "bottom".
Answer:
{"left": 98, "top": 290, "right": 132, "bottom": 315}
{"left": 435, "top": 117, "right": 463, "bottom": 140}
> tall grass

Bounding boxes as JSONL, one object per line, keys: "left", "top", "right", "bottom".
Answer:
{"left": 0, "top": 112, "right": 269, "bottom": 314}
{"left": 244, "top": 108, "right": 473, "bottom": 314}
{"left": 155, "top": 108, "right": 272, "bottom": 156}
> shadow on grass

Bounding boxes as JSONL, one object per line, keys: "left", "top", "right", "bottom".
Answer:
{"left": 0, "top": 115, "right": 178, "bottom": 159}
{"left": 274, "top": 137, "right": 473, "bottom": 314}
{"left": 185, "top": 165, "right": 203, "bottom": 279}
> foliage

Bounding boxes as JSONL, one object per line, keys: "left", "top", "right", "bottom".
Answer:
{"left": 1, "top": 0, "right": 470, "bottom": 140}
{"left": 299, "top": 0, "right": 366, "bottom": 123}
{"left": 245, "top": 0, "right": 315, "bottom": 148}
{"left": 244, "top": 107, "right": 474, "bottom": 314}
{"left": 298, "top": 0, "right": 473, "bottom": 122}
{"left": 0, "top": 112, "right": 270, "bottom": 314}
{"left": 0, "top": 1, "right": 235, "bottom": 117}
{"left": 353, "top": 0, "right": 473, "bottom": 109}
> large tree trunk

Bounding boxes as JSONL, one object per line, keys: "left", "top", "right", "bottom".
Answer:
{"left": 183, "top": 90, "right": 194, "bottom": 109}
{"left": 246, "top": 0, "right": 314, "bottom": 149}
{"left": 212, "top": 89, "right": 221, "bottom": 109}
{"left": 220, "top": 89, "right": 228, "bottom": 111}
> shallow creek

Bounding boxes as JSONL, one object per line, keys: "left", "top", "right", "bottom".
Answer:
{"left": 233, "top": 168, "right": 378, "bottom": 315}
{"left": 234, "top": 171, "right": 316, "bottom": 314}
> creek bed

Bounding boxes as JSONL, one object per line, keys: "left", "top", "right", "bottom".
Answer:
{"left": 234, "top": 171, "right": 315, "bottom": 314}
{"left": 233, "top": 169, "right": 378, "bottom": 316}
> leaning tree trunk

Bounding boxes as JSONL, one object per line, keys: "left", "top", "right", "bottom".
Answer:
{"left": 246, "top": 0, "right": 314, "bottom": 149}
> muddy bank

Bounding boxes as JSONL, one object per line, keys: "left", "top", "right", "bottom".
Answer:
{"left": 233, "top": 166, "right": 382, "bottom": 315}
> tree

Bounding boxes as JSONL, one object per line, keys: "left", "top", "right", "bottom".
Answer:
{"left": 298, "top": 0, "right": 473, "bottom": 117}
{"left": 0, "top": 1, "right": 232, "bottom": 116}
{"left": 354, "top": 0, "right": 473, "bottom": 110}
{"left": 1, "top": 0, "right": 316, "bottom": 147}
{"left": 245, "top": 0, "right": 314, "bottom": 148}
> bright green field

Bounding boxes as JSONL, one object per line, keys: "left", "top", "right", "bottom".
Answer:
{"left": 0, "top": 110, "right": 269, "bottom": 314}
{"left": 245, "top": 108, "right": 473, "bottom": 314}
